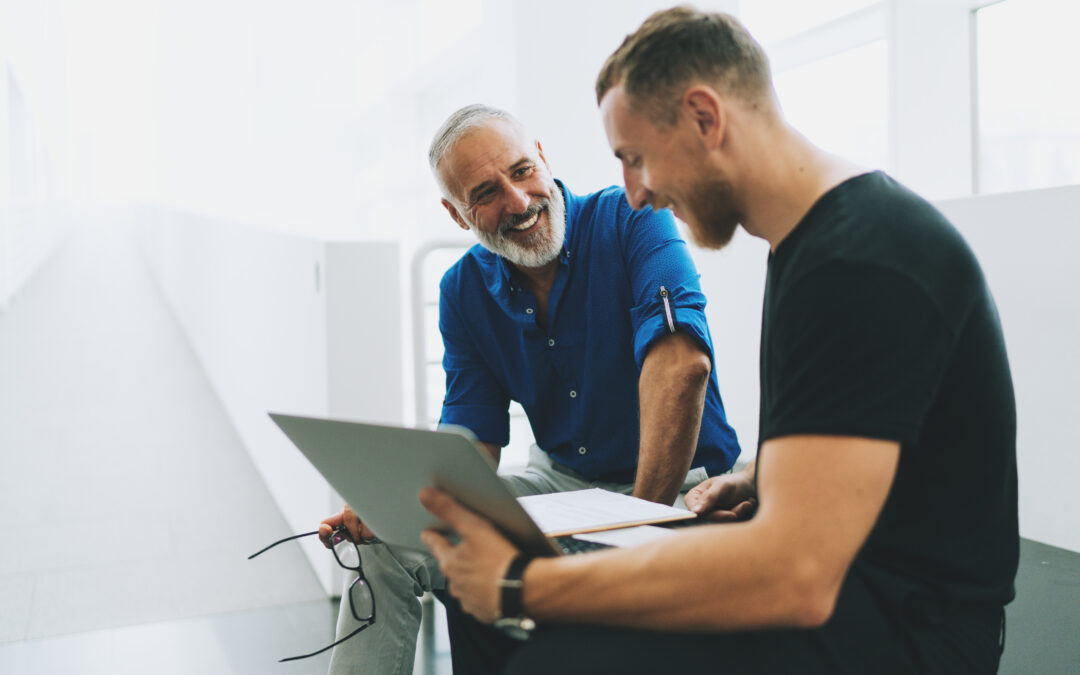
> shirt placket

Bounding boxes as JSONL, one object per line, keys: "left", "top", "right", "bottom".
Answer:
{"left": 544, "top": 251, "right": 587, "bottom": 460}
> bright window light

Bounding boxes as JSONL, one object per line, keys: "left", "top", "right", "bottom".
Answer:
{"left": 773, "top": 40, "right": 889, "bottom": 171}
{"left": 739, "top": 0, "right": 881, "bottom": 46}
{"left": 976, "top": 0, "right": 1080, "bottom": 193}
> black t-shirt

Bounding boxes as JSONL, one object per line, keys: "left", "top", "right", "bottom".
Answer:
{"left": 759, "top": 171, "right": 1018, "bottom": 608}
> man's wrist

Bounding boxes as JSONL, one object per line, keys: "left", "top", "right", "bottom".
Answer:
{"left": 494, "top": 553, "right": 536, "bottom": 639}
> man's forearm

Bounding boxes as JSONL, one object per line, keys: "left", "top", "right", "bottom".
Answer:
{"left": 520, "top": 436, "right": 899, "bottom": 632}
{"left": 634, "top": 331, "right": 711, "bottom": 504}
{"left": 522, "top": 517, "right": 816, "bottom": 631}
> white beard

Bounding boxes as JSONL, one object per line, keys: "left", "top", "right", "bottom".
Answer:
{"left": 472, "top": 185, "right": 566, "bottom": 269}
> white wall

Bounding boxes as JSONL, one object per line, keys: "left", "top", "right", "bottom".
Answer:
{"left": 937, "top": 185, "right": 1080, "bottom": 553}
{"left": 0, "top": 0, "right": 73, "bottom": 309}
{"left": 689, "top": 231, "right": 770, "bottom": 457}
{"left": 136, "top": 207, "right": 403, "bottom": 593}
{"left": 0, "top": 203, "right": 73, "bottom": 310}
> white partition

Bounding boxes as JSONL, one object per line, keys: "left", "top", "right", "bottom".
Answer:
{"left": 136, "top": 207, "right": 403, "bottom": 594}
{"left": 937, "top": 185, "right": 1080, "bottom": 553}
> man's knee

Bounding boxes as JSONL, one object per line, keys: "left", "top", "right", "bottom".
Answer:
{"left": 361, "top": 543, "right": 444, "bottom": 595}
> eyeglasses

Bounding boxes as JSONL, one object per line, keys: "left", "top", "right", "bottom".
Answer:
{"left": 248, "top": 527, "right": 376, "bottom": 663}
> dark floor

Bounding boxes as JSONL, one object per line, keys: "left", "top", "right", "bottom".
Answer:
{"left": 1000, "top": 538, "right": 1080, "bottom": 674}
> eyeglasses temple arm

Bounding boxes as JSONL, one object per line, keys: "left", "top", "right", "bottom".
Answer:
{"left": 278, "top": 621, "right": 373, "bottom": 662}
{"left": 247, "top": 530, "right": 320, "bottom": 560}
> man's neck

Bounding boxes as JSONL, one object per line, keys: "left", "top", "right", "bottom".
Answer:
{"left": 738, "top": 124, "right": 865, "bottom": 251}
{"left": 512, "top": 257, "right": 560, "bottom": 298}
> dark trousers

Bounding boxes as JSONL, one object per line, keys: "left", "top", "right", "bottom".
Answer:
{"left": 437, "top": 565, "right": 1005, "bottom": 675}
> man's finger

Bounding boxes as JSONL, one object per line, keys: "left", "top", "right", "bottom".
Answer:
{"left": 320, "top": 512, "right": 345, "bottom": 528}
{"left": 702, "top": 499, "right": 756, "bottom": 522}
{"left": 687, "top": 478, "right": 725, "bottom": 513}
{"left": 420, "top": 529, "right": 453, "bottom": 561}
{"left": 318, "top": 523, "right": 335, "bottom": 548}
{"left": 732, "top": 499, "right": 758, "bottom": 520}
{"left": 359, "top": 522, "right": 377, "bottom": 542}
{"left": 419, "top": 487, "right": 484, "bottom": 531}
{"left": 342, "top": 507, "right": 364, "bottom": 541}
{"left": 703, "top": 509, "right": 740, "bottom": 523}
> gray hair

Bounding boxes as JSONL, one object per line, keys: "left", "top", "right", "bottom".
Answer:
{"left": 428, "top": 104, "right": 522, "bottom": 194}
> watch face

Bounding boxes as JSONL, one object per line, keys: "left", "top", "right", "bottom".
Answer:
{"left": 494, "top": 616, "right": 536, "bottom": 641}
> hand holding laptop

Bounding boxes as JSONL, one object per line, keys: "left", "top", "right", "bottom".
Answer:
{"left": 420, "top": 486, "right": 530, "bottom": 624}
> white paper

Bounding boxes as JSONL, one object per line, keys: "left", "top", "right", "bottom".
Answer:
{"left": 572, "top": 525, "right": 679, "bottom": 547}
{"left": 516, "top": 488, "right": 695, "bottom": 536}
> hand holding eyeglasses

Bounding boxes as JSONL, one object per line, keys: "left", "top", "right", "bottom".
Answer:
{"left": 318, "top": 503, "right": 380, "bottom": 546}
{"left": 249, "top": 524, "right": 377, "bottom": 662}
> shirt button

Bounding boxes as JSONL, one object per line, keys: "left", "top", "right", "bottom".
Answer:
{"left": 526, "top": 308, "right": 534, "bottom": 314}
{"left": 569, "top": 390, "right": 577, "bottom": 398}
{"left": 578, "top": 447, "right": 587, "bottom": 455}
{"left": 547, "top": 338, "right": 555, "bottom": 347}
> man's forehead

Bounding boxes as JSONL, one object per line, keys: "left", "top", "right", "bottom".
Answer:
{"left": 441, "top": 121, "right": 536, "bottom": 197}
{"left": 600, "top": 85, "right": 641, "bottom": 151}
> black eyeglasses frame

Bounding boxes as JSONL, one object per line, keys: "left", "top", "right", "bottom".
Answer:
{"left": 248, "top": 527, "right": 377, "bottom": 663}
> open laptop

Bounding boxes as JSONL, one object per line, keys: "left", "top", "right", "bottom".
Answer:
{"left": 268, "top": 413, "right": 693, "bottom": 557}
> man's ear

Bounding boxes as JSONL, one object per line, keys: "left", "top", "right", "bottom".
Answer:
{"left": 441, "top": 198, "right": 471, "bottom": 231}
{"left": 536, "top": 140, "right": 550, "bottom": 171}
{"left": 684, "top": 87, "right": 725, "bottom": 150}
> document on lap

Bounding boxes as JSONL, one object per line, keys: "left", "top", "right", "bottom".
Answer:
{"left": 571, "top": 525, "right": 680, "bottom": 547}
{"left": 517, "top": 488, "right": 696, "bottom": 538}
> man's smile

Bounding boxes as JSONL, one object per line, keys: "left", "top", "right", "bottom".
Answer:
{"left": 505, "top": 209, "right": 542, "bottom": 234}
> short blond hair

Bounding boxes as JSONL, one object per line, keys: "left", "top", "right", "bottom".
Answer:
{"left": 596, "top": 5, "right": 773, "bottom": 125}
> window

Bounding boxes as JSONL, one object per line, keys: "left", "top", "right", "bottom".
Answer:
{"left": 739, "top": 0, "right": 881, "bottom": 46}
{"left": 740, "top": 1, "right": 890, "bottom": 172}
{"left": 773, "top": 40, "right": 890, "bottom": 171}
{"left": 975, "top": 0, "right": 1080, "bottom": 193}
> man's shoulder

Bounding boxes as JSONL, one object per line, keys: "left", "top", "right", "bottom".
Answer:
{"left": 563, "top": 181, "right": 675, "bottom": 246}
{"left": 777, "top": 173, "right": 985, "bottom": 319}
{"left": 787, "top": 174, "right": 969, "bottom": 268}
{"left": 439, "top": 244, "right": 499, "bottom": 295}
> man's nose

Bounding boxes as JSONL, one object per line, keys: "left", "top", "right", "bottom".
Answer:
{"left": 505, "top": 182, "right": 531, "bottom": 214}
{"left": 623, "top": 169, "right": 653, "bottom": 211}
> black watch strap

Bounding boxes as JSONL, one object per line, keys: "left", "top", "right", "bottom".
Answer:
{"left": 498, "top": 553, "right": 534, "bottom": 620}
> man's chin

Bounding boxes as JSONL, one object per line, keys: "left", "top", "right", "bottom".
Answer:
{"left": 685, "top": 214, "right": 739, "bottom": 251}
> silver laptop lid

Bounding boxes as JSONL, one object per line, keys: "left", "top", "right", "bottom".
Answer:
{"left": 269, "top": 413, "right": 559, "bottom": 557}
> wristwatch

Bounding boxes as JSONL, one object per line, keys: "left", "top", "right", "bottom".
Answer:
{"left": 493, "top": 553, "right": 537, "bottom": 640}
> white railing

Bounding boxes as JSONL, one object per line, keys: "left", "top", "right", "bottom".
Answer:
{"left": 410, "top": 240, "right": 533, "bottom": 472}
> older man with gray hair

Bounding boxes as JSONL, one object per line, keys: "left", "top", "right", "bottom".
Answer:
{"left": 316, "top": 104, "right": 742, "bottom": 674}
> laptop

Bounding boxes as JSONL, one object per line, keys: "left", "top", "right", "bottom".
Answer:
{"left": 268, "top": 413, "right": 692, "bottom": 557}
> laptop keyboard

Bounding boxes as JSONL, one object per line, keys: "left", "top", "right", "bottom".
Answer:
{"left": 554, "top": 536, "right": 614, "bottom": 555}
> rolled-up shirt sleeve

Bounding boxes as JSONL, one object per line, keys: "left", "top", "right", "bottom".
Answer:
{"left": 437, "top": 285, "right": 510, "bottom": 446}
{"left": 620, "top": 202, "right": 714, "bottom": 368}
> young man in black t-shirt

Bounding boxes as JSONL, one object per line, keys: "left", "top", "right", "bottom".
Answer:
{"left": 416, "top": 8, "right": 1018, "bottom": 673}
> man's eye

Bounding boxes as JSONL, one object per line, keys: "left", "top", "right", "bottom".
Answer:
{"left": 513, "top": 166, "right": 534, "bottom": 178}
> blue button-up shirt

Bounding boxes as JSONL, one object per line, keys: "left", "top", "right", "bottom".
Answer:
{"left": 438, "top": 180, "right": 740, "bottom": 482}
